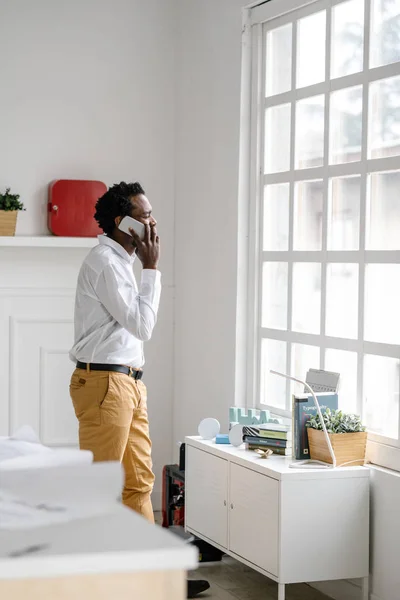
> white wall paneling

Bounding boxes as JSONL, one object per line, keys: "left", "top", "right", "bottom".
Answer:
{"left": 0, "top": 290, "right": 76, "bottom": 442}
{"left": 11, "top": 318, "right": 77, "bottom": 445}
{"left": 39, "top": 346, "right": 78, "bottom": 446}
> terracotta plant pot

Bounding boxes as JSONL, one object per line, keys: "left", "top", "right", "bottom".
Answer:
{"left": 307, "top": 428, "right": 367, "bottom": 467}
{"left": 0, "top": 210, "right": 18, "bottom": 236}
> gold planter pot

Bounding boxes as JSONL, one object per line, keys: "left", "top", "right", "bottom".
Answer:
{"left": 307, "top": 428, "right": 367, "bottom": 467}
{"left": 0, "top": 210, "right": 18, "bottom": 236}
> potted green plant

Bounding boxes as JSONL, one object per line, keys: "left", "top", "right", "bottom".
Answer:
{"left": 0, "top": 188, "right": 25, "bottom": 236}
{"left": 306, "top": 409, "right": 367, "bottom": 467}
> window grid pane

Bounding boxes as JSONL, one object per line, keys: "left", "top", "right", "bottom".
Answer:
{"left": 294, "top": 180, "right": 323, "bottom": 250}
{"left": 256, "top": 2, "right": 400, "bottom": 448}
{"left": 263, "top": 184, "right": 290, "bottom": 251}
{"left": 297, "top": 11, "right": 326, "bottom": 88}
{"left": 328, "top": 176, "right": 361, "bottom": 250}
{"left": 367, "top": 170, "right": 400, "bottom": 249}
{"left": 266, "top": 24, "right": 292, "bottom": 96}
{"left": 291, "top": 343, "right": 320, "bottom": 396}
{"left": 369, "top": 76, "right": 400, "bottom": 160}
{"left": 325, "top": 349, "right": 358, "bottom": 414}
{"left": 292, "top": 263, "right": 322, "bottom": 334}
{"left": 330, "top": 85, "right": 363, "bottom": 164}
{"left": 365, "top": 264, "right": 400, "bottom": 345}
{"left": 326, "top": 263, "right": 359, "bottom": 339}
{"left": 295, "top": 95, "right": 325, "bottom": 169}
{"left": 331, "top": 0, "right": 364, "bottom": 79}
{"left": 262, "top": 262, "right": 288, "bottom": 330}
{"left": 364, "top": 354, "right": 399, "bottom": 439}
{"left": 265, "top": 104, "right": 291, "bottom": 173}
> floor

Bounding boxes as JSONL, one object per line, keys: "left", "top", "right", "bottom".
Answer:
{"left": 188, "top": 555, "right": 330, "bottom": 600}
{"left": 154, "top": 514, "right": 329, "bottom": 600}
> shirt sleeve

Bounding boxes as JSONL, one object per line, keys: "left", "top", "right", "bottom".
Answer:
{"left": 96, "top": 264, "right": 162, "bottom": 342}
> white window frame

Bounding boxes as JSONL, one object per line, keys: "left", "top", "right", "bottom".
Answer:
{"left": 236, "top": 0, "right": 400, "bottom": 471}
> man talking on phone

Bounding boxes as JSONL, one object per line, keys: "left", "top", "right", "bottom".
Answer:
{"left": 69, "top": 182, "right": 209, "bottom": 598}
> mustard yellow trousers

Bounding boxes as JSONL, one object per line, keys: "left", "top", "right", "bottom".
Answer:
{"left": 69, "top": 368, "right": 155, "bottom": 523}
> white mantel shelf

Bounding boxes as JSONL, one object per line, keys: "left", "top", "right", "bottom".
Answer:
{"left": 0, "top": 236, "right": 97, "bottom": 248}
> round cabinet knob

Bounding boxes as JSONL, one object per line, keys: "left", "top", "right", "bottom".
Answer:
{"left": 52, "top": 205, "right": 59, "bottom": 212}
{"left": 224, "top": 500, "right": 227, "bottom": 506}
{"left": 230, "top": 503, "right": 234, "bottom": 509}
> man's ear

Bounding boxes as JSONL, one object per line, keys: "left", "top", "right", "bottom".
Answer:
{"left": 115, "top": 216, "right": 122, "bottom": 228}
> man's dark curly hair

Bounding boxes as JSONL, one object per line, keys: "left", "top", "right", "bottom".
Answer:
{"left": 94, "top": 181, "right": 145, "bottom": 235}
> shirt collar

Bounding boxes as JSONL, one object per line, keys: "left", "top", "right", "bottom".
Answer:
{"left": 98, "top": 235, "right": 136, "bottom": 264}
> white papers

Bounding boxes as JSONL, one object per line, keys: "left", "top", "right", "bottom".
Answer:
{"left": 9, "top": 425, "right": 41, "bottom": 444}
{"left": 0, "top": 461, "right": 124, "bottom": 531}
{"left": 0, "top": 426, "right": 123, "bottom": 534}
{"left": 0, "top": 426, "right": 92, "bottom": 471}
{"left": 0, "top": 448, "right": 93, "bottom": 471}
{"left": 0, "top": 490, "right": 82, "bottom": 531}
{"left": 0, "top": 425, "right": 53, "bottom": 465}
{"left": 0, "top": 433, "right": 52, "bottom": 463}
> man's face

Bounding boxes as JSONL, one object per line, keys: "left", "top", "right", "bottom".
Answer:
{"left": 130, "top": 194, "right": 157, "bottom": 228}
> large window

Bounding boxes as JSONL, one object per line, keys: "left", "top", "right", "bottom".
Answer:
{"left": 242, "top": 0, "right": 400, "bottom": 461}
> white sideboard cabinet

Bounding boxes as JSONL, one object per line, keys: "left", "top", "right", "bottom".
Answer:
{"left": 185, "top": 437, "right": 370, "bottom": 600}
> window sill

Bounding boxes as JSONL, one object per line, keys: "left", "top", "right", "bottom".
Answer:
{"left": 366, "top": 440, "right": 400, "bottom": 474}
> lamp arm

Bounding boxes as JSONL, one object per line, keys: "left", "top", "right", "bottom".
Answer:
{"left": 270, "top": 370, "right": 337, "bottom": 468}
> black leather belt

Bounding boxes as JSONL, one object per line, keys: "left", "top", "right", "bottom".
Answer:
{"left": 76, "top": 362, "right": 143, "bottom": 380}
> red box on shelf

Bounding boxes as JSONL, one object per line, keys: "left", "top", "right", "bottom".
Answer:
{"left": 48, "top": 180, "right": 106, "bottom": 237}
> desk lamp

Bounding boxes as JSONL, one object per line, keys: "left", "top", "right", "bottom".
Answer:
{"left": 270, "top": 370, "right": 336, "bottom": 469}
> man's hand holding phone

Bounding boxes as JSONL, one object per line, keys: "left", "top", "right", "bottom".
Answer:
{"left": 118, "top": 216, "right": 160, "bottom": 269}
{"left": 130, "top": 223, "right": 160, "bottom": 270}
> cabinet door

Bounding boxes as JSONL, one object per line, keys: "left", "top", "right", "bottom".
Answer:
{"left": 185, "top": 446, "right": 228, "bottom": 548}
{"left": 229, "top": 463, "right": 279, "bottom": 576}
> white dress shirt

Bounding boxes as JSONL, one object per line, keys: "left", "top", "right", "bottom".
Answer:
{"left": 69, "top": 235, "right": 161, "bottom": 368}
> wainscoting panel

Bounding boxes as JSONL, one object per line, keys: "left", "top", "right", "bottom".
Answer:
{"left": 40, "top": 347, "right": 78, "bottom": 446}
{"left": 0, "top": 290, "right": 77, "bottom": 444}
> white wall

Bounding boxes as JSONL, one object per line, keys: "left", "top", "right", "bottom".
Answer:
{"left": 0, "top": 0, "right": 177, "bottom": 507}
{"left": 173, "top": 0, "right": 245, "bottom": 445}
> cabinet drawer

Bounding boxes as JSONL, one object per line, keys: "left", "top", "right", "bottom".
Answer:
{"left": 186, "top": 446, "right": 228, "bottom": 549}
{"left": 229, "top": 463, "right": 279, "bottom": 576}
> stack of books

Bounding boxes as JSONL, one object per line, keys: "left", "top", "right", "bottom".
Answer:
{"left": 292, "top": 393, "right": 338, "bottom": 460}
{"left": 243, "top": 423, "right": 292, "bottom": 456}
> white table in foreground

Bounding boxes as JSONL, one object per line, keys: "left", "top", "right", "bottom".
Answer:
{"left": 0, "top": 504, "right": 198, "bottom": 600}
{"left": 185, "top": 436, "right": 370, "bottom": 600}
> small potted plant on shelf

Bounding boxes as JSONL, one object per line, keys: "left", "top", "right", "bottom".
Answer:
{"left": 306, "top": 409, "right": 367, "bottom": 467}
{"left": 0, "top": 188, "right": 25, "bottom": 236}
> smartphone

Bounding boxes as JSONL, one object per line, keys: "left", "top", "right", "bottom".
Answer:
{"left": 118, "top": 216, "right": 145, "bottom": 240}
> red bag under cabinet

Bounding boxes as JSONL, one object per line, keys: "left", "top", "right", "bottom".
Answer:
{"left": 48, "top": 180, "right": 107, "bottom": 237}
